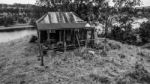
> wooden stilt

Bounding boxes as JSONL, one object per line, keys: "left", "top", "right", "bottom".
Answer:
{"left": 85, "top": 29, "right": 88, "bottom": 47}
{"left": 59, "top": 30, "right": 61, "bottom": 42}
{"left": 63, "top": 30, "right": 66, "bottom": 52}
{"left": 73, "top": 29, "right": 76, "bottom": 48}
{"left": 40, "top": 45, "right": 44, "bottom": 66}
{"left": 38, "top": 31, "right": 44, "bottom": 66}
{"left": 47, "top": 30, "right": 50, "bottom": 42}
{"left": 38, "top": 31, "right": 41, "bottom": 58}
{"left": 92, "top": 29, "right": 94, "bottom": 46}
{"left": 76, "top": 30, "right": 81, "bottom": 48}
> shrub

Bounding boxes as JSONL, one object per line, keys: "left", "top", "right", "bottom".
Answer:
{"left": 111, "top": 26, "right": 124, "bottom": 41}
{"left": 2, "top": 16, "right": 14, "bottom": 26}
{"left": 110, "top": 25, "right": 137, "bottom": 44}
{"left": 127, "top": 63, "right": 150, "bottom": 83}
{"left": 89, "top": 74, "right": 111, "bottom": 84}
{"left": 18, "top": 17, "right": 26, "bottom": 23}
{"left": 0, "top": 17, "right": 4, "bottom": 26}
{"left": 29, "top": 18, "right": 36, "bottom": 26}
{"left": 139, "top": 22, "right": 150, "bottom": 43}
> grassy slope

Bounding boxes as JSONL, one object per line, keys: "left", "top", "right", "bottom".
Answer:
{"left": 0, "top": 36, "right": 150, "bottom": 84}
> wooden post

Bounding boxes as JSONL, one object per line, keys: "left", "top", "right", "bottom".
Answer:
{"left": 92, "top": 29, "right": 94, "bottom": 46}
{"left": 63, "top": 30, "right": 66, "bottom": 52}
{"left": 73, "top": 29, "right": 76, "bottom": 48}
{"left": 38, "top": 31, "right": 41, "bottom": 58}
{"left": 76, "top": 30, "right": 81, "bottom": 48}
{"left": 47, "top": 30, "right": 50, "bottom": 41}
{"left": 40, "top": 45, "right": 44, "bottom": 66}
{"left": 59, "top": 30, "right": 61, "bottom": 42}
{"left": 38, "top": 31, "right": 44, "bottom": 66}
{"left": 85, "top": 29, "right": 88, "bottom": 47}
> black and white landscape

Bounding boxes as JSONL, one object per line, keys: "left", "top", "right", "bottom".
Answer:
{"left": 0, "top": 0, "right": 150, "bottom": 84}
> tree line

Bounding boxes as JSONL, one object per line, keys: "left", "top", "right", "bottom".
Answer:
{"left": 34, "top": 0, "right": 150, "bottom": 45}
{"left": 0, "top": 0, "right": 150, "bottom": 45}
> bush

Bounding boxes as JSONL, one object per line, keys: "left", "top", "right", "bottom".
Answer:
{"left": 5, "top": 17, "right": 14, "bottom": 26}
{"left": 110, "top": 25, "right": 137, "bottom": 44}
{"left": 89, "top": 74, "right": 111, "bottom": 84}
{"left": 0, "top": 16, "right": 14, "bottom": 26}
{"left": 29, "top": 18, "right": 36, "bottom": 26}
{"left": 0, "top": 17, "right": 5, "bottom": 26}
{"left": 139, "top": 22, "right": 150, "bottom": 43}
{"left": 29, "top": 35, "right": 38, "bottom": 43}
{"left": 127, "top": 63, "right": 150, "bottom": 83}
{"left": 18, "top": 17, "right": 26, "bottom": 24}
{"left": 110, "top": 26, "right": 124, "bottom": 40}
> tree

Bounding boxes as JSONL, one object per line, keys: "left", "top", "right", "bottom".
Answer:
{"left": 35, "top": 0, "right": 141, "bottom": 39}
{"left": 3, "top": 16, "right": 14, "bottom": 27}
{"left": 35, "top": 0, "right": 141, "bottom": 40}
{"left": 35, "top": 0, "right": 142, "bottom": 66}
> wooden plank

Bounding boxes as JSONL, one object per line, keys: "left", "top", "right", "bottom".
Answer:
{"left": 38, "top": 31, "right": 44, "bottom": 66}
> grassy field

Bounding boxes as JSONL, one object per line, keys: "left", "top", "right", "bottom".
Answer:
{"left": 0, "top": 36, "right": 150, "bottom": 84}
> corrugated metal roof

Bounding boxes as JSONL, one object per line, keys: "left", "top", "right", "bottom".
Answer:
{"left": 36, "top": 12, "right": 92, "bottom": 30}
{"left": 37, "top": 12, "right": 84, "bottom": 24}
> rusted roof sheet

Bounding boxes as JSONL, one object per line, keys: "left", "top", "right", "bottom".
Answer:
{"left": 36, "top": 12, "right": 92, "bottom": 30}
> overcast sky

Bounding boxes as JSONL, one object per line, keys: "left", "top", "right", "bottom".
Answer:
{"left": 0, "top": 0, "right": 36, "bottom": 4}
{"left": 139, "top": 0, "right": 150, "bottom": 6}
{"left": 0, "top": 0, "right": 150, "bottom": 7}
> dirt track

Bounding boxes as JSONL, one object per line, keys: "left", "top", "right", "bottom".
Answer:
{"left": 0, "top": 36, "right": 150, "bottom": 84}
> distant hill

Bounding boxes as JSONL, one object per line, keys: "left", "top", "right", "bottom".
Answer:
{"left": 0, "top": 3, "right": 36, "bottom": 9}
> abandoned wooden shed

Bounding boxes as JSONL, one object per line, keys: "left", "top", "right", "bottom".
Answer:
{"left": 36, "top": 12, "right": 95, "bottom": 50}
{"left": 36, "top": 12, "right": 95, "bottom": 65}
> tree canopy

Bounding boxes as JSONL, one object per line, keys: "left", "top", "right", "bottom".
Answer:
{"left": 35, "top": 0, "right": 141, "bottom": 35}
